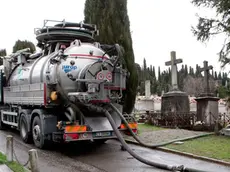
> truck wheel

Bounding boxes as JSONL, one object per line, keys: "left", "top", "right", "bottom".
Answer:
{"left": 0, "top": 114, "right": 6, "bottom": 130}
{"left": 32, "top": 116, "right": 48, "bottom": 149}
{"left": 20, "top": 114, "right": 31, "bottom": 143}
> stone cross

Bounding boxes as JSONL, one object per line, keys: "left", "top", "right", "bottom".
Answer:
{"left": 199, "top": 61, "right": 213, "bottom": 94}
{"left": 165, "top": 51, "right": 182, "bottom": 90}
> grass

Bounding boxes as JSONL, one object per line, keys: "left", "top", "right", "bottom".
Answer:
{"left": 137, "top": 123, "right": 164, "bottom": 134}
{"left": 0, "top": 152, "right": 25, "bottom": 172}
{"left": 165, "top": 135, "right": 230, "bottom": 162}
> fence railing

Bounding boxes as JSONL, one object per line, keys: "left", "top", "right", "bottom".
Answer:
{"left": 146, "top": 112, "right": 197, "bottom": 128}
{"left": 133, "top": 110, "right": 230, "bottom": 130}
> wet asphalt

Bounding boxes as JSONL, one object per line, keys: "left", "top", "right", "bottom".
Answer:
{"left": 0, "top": 128, "right": 230, "bottom": 172}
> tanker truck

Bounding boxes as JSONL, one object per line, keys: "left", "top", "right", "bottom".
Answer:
{"left": 0, "top": 20, "right": 137, "bottom": 149}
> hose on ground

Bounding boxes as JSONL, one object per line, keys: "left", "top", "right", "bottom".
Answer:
{"left": 86, "top": 104, "right": 184, "bottom": 171}
{"left": 110, "top": 103, "right": 214, "bottom": 148}
{"left": 182, "top": 168, "right": 209, "bottom": 172}
{"left": 103, "top": 109, "right": 184, "bottom": 171}
{"left": 109, "top": 104, "right": 209, "bottom": 172}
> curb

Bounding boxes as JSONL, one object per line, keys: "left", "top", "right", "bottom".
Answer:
{"left": 0, "top": 150, "right": 13, "bottom": 172}
{"left": 0, "top": 149, "right": 31, "bottom": 172}
{"left": 124, "top": 139, "right": 230, "bottom": 167}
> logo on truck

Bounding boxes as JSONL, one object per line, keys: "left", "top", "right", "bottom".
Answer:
{"left": 62, "top": 65, "right": 77, "bottom": 73}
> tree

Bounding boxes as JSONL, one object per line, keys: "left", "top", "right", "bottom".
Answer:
{"left": 218, "top": 85, "right": 228, "bottom": 98}
{"left": 192, "top": 0, "right": 230, "bottom": 67}
{"left": 214, "top": 71, "right": 218, "bottom": 80}
{"left": 195, "top": 64, "right": 201, "bottom": 77}
{"left": 158, "top": 66, "right": 161, "bottom": 82}
{"left": 143, "top": 58, "right": 147, "bottom": 71}
{"left": 0, "top": 49, "right": 6, "bottom": 56}
{"left": 0, "top": 49, "right": 7, "bottom": 65}
{"left": 84, "top": 0, "right": 138, "bottom": 113}
{"left": 152, "top": 66, "right": 156, "bottom": 79}
{"left": 143, "top": 58, "right": 147, "bottom": 80}
{"left": 13, "top": 40, "right": 35, "bottom": 53}
{"left": 185, "top": 64, "right": 188, "bottom": 76}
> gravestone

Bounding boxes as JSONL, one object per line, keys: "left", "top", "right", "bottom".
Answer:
{"left": 161, "top": 51, "right": 190, "bottom": 114}
{"left": 195, "top": 61, "right": 219, "bottom": 131}
{"left": 145, "top": 80, "right": 151, "bottom": 98}
{"left": 135, "top": 80, "right": 154, "bottom": 123}
{"left": 135, "top": 80, "right": 154, "bottom": 112}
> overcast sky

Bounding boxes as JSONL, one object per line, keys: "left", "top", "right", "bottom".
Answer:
{"left": 0, "top": 0, "right": 227, "bottom": 74}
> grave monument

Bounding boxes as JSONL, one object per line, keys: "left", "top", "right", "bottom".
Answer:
{"left": 135, "top": 80, "right": 154, "bottom": 112}
{"left": 195, "top": 61, "right": 219, "bottom": 130}
{"left": 161, "top": 51, "right": 190, "bottom": 113}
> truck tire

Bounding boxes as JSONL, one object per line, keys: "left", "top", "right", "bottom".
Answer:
{"left": 20, "top": 114, "right": 32, "bottom": 143}
{"left": 32, "top": 116, "right": 48, "bottom": 149}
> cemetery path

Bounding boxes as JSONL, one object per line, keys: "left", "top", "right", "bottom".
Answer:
{"left": 124, "top": 128, "right": 210, "bottom": 144}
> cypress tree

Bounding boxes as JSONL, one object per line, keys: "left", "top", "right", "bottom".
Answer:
{"left": 0, "top": 49, "right": 6, "bottom": 56}
{"left": 13, "top": 40, "right": 35, "bottom": 53}
{"left": 143, "top": 58, "right": 147, "bottom": 71}
{"left": 143, "top": 58, "right": 147, "bottom": 80}
{"left": 195, "top": 64, "right": 200, "bottom": 77}
{"left": 191, "top": 68, "right": 195, "bottom": 76}
{"left": 84, "top": 0, "right": 138, "bottom": 113}
{"left": 152, "top": 66, "right": 156, "bottom": 79}
{"left": 189, "top": 66, "right": 192, "bottom": 75}
{"left": 150, "top": 65, "right": 153, "bottom": 78}
{"left": 158, "top": 66, "right": 161, "bottom": 82}
{"left": 215, "top": 71, "right": 218, "bottom": 80}
{"left": 185, "top": 64, "right": 188, "bottom": 76}
{"left": 218, "top": 72, "right": 222, "bottom": 80}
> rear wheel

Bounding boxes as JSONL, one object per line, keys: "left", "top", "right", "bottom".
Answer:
{"left": 19, "top": 114, "right": 32, "bottom": 143}
{"left": 32, "top": 116, "right": 50, "bottom": 149}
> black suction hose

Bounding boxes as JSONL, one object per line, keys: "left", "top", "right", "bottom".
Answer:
{"left": 110, "top": 103, "right": 213, "bottom": 148}
{"left": 86, "top": 104, "right": 184, "bottom": 171}
{"left": 109, "top": 104, "right": 210, "bottom": 172}
{"left": 104, "top": 109, "right": 187, "bottom": 171}
{"left": 107, "top": 105, "right": 209, "bottom": 172}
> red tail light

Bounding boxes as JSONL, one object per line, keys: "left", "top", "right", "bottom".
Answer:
{"left": 64, "top": 133, "right": 79, "bottom": 141}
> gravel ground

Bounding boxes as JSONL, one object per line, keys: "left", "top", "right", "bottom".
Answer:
{"left": 124, "top": 127, "right": 210, "bottom": 144}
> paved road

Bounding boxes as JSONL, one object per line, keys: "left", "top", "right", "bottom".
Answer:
{"left": 0, "top": 129, "right": 230, "bottom": 172}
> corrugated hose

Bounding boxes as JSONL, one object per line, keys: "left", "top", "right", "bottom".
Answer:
{"left": 87, "top": 104, "right": 207, "bottom": 172}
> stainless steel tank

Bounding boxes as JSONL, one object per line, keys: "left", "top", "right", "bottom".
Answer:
{"left": 8, "top": 40, "right": 112, "bottom": 99}
{"left": 4, "top": 20, "right": 126, "bottom": 108}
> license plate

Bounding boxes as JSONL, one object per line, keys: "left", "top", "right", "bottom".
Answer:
{"left": 94, "top": 131, "right": 111, "bottom": 137}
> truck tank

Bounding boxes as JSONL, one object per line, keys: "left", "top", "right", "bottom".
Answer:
{"left": 4, "top": 20, "right": 126, "bottom": 107}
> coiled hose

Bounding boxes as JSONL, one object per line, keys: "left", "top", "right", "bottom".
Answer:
{"left": 110, "top": 103, "right": 213, "bottom": 148}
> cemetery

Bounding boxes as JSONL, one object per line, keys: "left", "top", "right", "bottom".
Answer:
{"left": 130, "top": 51, "right": 230, "bottom": 163}
{"left": 134, "top": 51, "right": 230, "bottom": 131}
